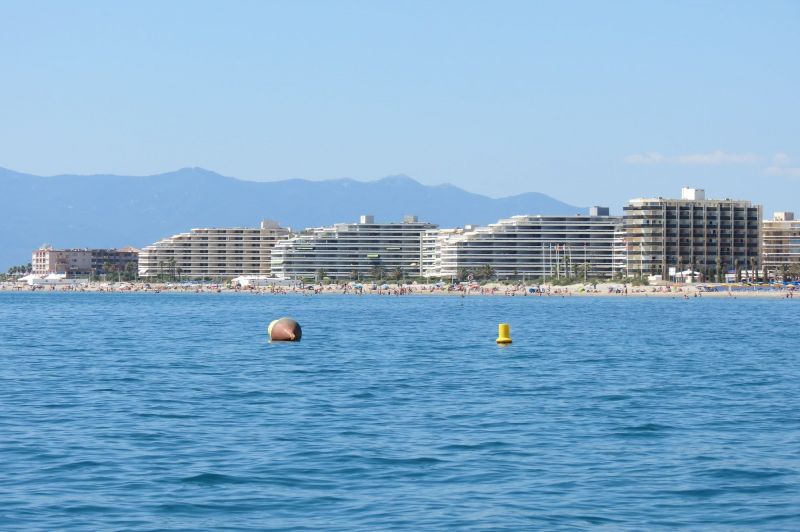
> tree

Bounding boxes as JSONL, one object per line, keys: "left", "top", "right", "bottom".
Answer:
{"left": 349, "top": 269, "right": 359, "bottom": 281}
{"left": 391, "top": 266, "right": 404, "bottom": 281}
{"left": 168, "top": 258, "right": 177, "bottom": 280}
{"left": 788, "top": 263, "right": 800, "bottom": 281}
{"left": 6, "top": 264, "right": 32, "bottom": 277}
{"left": 780, "top": 264, "right": 789, "bottom": 281}
{"left": 716, "top": 256, "right": 723, "bottom": 283}
{"left": 315, "top": 268, "right": 327, "bottom": 282}
{"left": 477, "top": 264, "right": 495, "bottom": 281}
{"left": 734, "top": 259, "right": 741, "bottom": 283}
{"left": 749, "top": 257, "right": 757, "bottom": 283}
{"left": 123, "top": 262, "right": 138, "bottom": 282}
{"left": 369, "top": 265, "right": 384, "bottom": 281}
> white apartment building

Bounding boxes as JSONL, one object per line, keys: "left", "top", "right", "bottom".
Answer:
{"left": 421, "top": 227, "right": 467, "bottom": 279}
{"left": 423, "top": 208, "right": 624, "bottom": 280}
{"left": 270, "top": 215, "right": 437, "bottom": 280}
{"left": 762, "top": 211, "right": 800, "bottom": 276}
{"left": 624, "top": 188, "right": 762, "bottom": 281}
{"left": 138, "top": 220, "right": 290, "bottom": 279}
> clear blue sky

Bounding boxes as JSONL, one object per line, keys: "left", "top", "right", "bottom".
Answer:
{"left": 1, "top": 1, "right": 798, "bottom": 213}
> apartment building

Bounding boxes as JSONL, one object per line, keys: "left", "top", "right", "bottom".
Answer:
{"left": 623, "top": 188, "right": 762, "bottom": 280}
{"left": 138, "top": 220, "right": 290, "bottom": 279}
{"left": 32, "top": 248, "right": 92, "bottom": 276}
{"left": 32, "top": 246, "right": 139, "bottom": 277}
{"left": 762, "top": 211, "right": 800, "bottom": 276}
{"left": 270, "top": 215, "right": 437, "bottom": 280}
{"left": 423, "top": 208, "right": 625, "bottom": 280}
{"left": 91, "top": 246, "right": 140, "bottom": 274}
{"left": 421, "top": 227, "right": 467, "bottom": 279}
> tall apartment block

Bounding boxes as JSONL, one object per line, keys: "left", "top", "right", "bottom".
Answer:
{"left": 423, "top": 208, "right": 625, "bottom": 280}
{"left": 624, "top": 188, "right": 762, "bottom": 280}
{"left": 138, "top": 220, "right": 289, "bottom": 279}
{"left": 270, "top": 215, "right": 437, "bottom": 280}
{"left": 762, "top": 211, "right": 800, "bottom": 275}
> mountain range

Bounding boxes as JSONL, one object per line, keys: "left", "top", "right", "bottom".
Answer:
{"left": 0, "top": 166, "right": 584, "bottom": 269}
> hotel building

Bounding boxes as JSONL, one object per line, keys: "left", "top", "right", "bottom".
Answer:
{"left": 423, "top": 208, "right": 625, "bottom": 280}
{"left": 270, "top": 215, "right": 437, "bottom": 280}
{"left": 138, "top": 220, "right": 289, "bottom": 279}
{"left": 762, "top": 211, "right": 800, "bottom": 276}
{"left": 623, "top": 188, "right": 762, "bottom": 280}
{"left": 32, "top": 246, "right": 139, "bottom": 277}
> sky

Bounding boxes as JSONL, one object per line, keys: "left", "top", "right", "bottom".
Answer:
{"left": 0, "top": 0, "right": 798, "bottom": 214}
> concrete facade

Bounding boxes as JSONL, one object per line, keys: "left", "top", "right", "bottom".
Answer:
{"left": 624, "top": 188, "right": 762, "bottom": 280}
{"left": 270, "top": 216, "right": 437, "bottom": 280}
{"left": 762, "top": 211, "right": 800, "bottom": 276}
{"left": 138, "top": 220, "right": 289, "bottom": 279}
{"left": 32, "top": 247, "right": 138, "bottom": 277}
{"left": 422, "top": 211, "right": 624, "bottom": 280}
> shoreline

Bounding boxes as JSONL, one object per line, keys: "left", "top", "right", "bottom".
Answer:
{"left": 1, "top": 281, "right": 797, "bottom": 299}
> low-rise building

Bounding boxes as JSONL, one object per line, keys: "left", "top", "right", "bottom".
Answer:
{"left": 762, "top": 211, "right": 800, "bottom": 277}
{"left": 270, "top": 215, "right": 437, "bottom": 280}
{"left": 138, "top": 220, "right": 289, "bottom": 279}
{"left": 423, "top": 208, "right": 624, "bottom": 280}
{"left": 91, "top": 246, "right": 140, "bottom": 275}
{"left": 32, "top": 246, "right": 139, "bottom": 277}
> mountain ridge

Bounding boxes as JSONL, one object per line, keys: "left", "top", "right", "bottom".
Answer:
{"left": 0, "top": 166, "right": 585, "bottom": 269}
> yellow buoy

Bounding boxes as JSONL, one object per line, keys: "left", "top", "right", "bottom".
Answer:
{"left": 496, "top": 323, "right": 512, "bottom": 344}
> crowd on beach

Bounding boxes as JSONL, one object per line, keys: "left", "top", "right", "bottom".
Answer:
{"left": 1, "top": 279, "right": 797, "bottom": 299}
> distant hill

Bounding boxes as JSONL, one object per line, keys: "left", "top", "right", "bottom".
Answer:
{"left": 0, "top": 166, "right": 585, "bottom": 269}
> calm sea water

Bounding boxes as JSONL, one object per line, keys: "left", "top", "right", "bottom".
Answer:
{"left": 1, "top": 292, "right": 799, "bottom": 530}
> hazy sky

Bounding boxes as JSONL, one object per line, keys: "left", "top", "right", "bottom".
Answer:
{"left": 1, "top": 1, "right": 798, "bottom": 213}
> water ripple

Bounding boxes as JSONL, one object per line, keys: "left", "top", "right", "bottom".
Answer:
{"left": 0, "top": 292, "right": 799, "bottom": 529}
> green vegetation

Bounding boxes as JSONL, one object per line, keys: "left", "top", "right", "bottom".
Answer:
{"left": 93, "top": 261, "right": 139, "bottom": 282}
{"left": 6, "top": 263, "right": 32, "bottom": 276}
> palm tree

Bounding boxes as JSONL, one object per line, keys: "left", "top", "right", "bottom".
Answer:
{"left": 103, "top": 261, "right": 114, "bottom": 280}
{"left": 349, "top": 269, "right": 359, "bottom": 281}
{"left": 477, "top": 264, "right": 495, "bottom": 281}
{"left": 168, "top": 258, "right": 177, "bottom": 280}
{"left": 315, "top": 268, "right": 327, "bottom": 282}
{"left": 391, "top": 266, "right": 404, "bottom": 281}
{"left": 788, "top": 264, "right": 800, "bottom": 281}
{"left": 749, "top": 257, "right": 757, "bottom": 283}
{"left": 370, "top": 265, "right": 384, "bottom": 281}
{"left": 715, "top": 256, "right": 723, "bottom": 283}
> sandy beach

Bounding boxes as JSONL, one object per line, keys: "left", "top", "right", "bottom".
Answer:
{"left": 1, "top": 280, "right": 797, "bottom": 299}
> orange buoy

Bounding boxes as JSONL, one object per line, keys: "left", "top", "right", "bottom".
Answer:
{"left": 268, "top": 317, "right": 302, "bottom": 342}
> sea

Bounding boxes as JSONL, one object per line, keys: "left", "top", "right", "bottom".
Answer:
{"left": 1, "top": 292, "right": 799, "bottom": 530}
